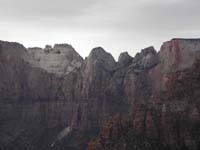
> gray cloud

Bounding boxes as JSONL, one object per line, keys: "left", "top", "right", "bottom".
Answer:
{"left": 0, "top": 0, "right": 200, "bottom": 59}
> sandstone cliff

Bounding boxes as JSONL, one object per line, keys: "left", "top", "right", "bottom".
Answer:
{"left": 0, "top": 41, "right": 131, "bottom": 150}
{"left": 88, "top": 39, "right": 200, "bottom": 150}
{"left": 0, "top": 39, "right": 199, "bottom": 150}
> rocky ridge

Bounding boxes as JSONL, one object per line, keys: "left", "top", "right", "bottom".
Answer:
{"left": 25, "top": 44, "right": 83, "bottom": 76}
{"left": 0, "top": 39, "right": 200, "bottom": 150}
{"left": 88, "top": 39, "right": 200, "bottom": 150}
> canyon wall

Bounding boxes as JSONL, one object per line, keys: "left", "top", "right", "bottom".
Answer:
{"left": 0, "top": 39, "right": 199, "bottom": 150}
{"left": 88, "top": 39, "right": 200, "bottom": 150}
{"left": 0, "top": 41, "right": 134, "bottom": 150}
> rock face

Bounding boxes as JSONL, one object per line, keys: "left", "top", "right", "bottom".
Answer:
{"left": 0, "top": 39, "right": 200, "bottom": 150}
{"left": 118, "top": 52, "right": 133, "bottom": 67}
{"left": 132, "top": 46, "right": 158, "bottom": 70}
{"left": 88, "top": 39, "right": 200, "bottom": 150}
{"left": 0, "top": 42, "right": 130, "bottom": 150}
{"left": 26, "top": 44, "right": 83, "bottom": 76}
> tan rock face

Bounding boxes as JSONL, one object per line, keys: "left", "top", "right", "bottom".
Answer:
{"left": 159, "top": 39, "right": 200, "bottom": 73}
{"left": 149, "top": 39, "right": 200, "bottom": 92}
{"left": 26, "top": 44, "right": 83, "bottom": 76}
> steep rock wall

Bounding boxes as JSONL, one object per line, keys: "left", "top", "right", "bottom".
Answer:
{"left": 88, "top": 39, "right": 200, "bottom": 150}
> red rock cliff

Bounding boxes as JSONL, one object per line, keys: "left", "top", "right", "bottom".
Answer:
{"left": 88, "top": 39, "right": 200, "bottom": 150}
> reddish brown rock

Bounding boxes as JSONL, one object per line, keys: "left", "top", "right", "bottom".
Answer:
{"left": 0, "top": 42, "right": 130, "bottom": 150}
{"left": 88, "top": 39, "right": 200, "bottom": 150}
{"left": 1, "top": 39, "right": 200, "bottom": 150}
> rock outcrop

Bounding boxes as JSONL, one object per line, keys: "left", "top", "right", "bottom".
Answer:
{"left": 118, "top": 52, "right": 133, "bottom": 67}
{"left": 26, "top": 44, "right": 83, "bottom": 76}
{"left": 132, "top": 46, "right": 158, "bottom": 70}
{"left": 0, "top": 39, "right": 200, "bottom": 150}
{"left": 0, "top": 42, "right": 130, "bottom": 150}
{"left": 88, "top": 39, "right": 200, "bottom": 150}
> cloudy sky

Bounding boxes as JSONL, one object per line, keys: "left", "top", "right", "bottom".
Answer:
{"left": 0, "top": 0, "right": 200, "bottom": 59}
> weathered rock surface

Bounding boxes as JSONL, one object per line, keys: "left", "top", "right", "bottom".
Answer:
{"left": 0, "top": 39, "right": 200, "bottom": 150}
{"left": 132, "top": 46, "right": 158, "bottom": 70}
{"left": 0, "top": 42, "right": 130, "bottom": 150}
{"left": 118, "top": 52, "right": 133, "bottom": 67}
{"left": 88, "top": 39, "right": 200, "bottom": 150}
{"left": 25, "top": 44, "right": 83, "bottom": 76}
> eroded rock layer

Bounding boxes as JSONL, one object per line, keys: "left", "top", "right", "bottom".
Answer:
{"left": 0, "top": 39, "right": 200, "bottom": 150}
{"left": 88, "top": 39, "right": 200, "bottom": 150}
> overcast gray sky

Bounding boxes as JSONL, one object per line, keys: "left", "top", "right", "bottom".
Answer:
{"left": 0, "top": 0, "right": 200, "bottom": 59}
